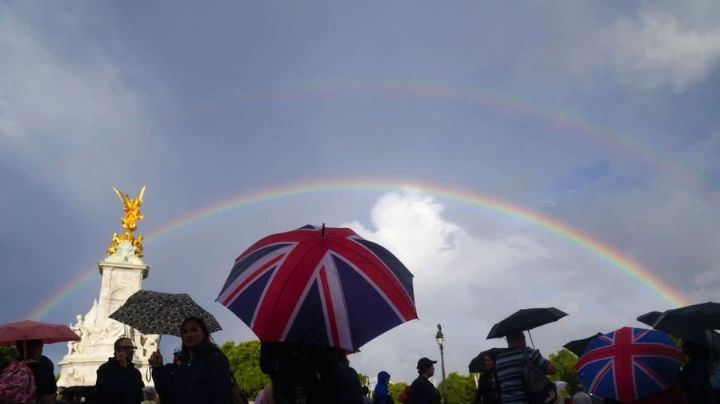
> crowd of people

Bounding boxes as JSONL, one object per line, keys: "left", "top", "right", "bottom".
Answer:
{"left": 471, "top": 330, "right": 720, "bottom": 404}
{"left": 2, "top": 315, "right": 720, "bottom": 403}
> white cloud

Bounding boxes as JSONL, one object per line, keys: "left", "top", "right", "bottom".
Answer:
{"left": 339, "top": 192, "right": 670, "bottom": 383}
{"left": 607, "top": 11, "right": 720, "bottom": 92}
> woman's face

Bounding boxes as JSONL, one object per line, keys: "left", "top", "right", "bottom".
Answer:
{"left": 181, "top": 320, "right": 207, "bottom": 349}
{"left": 483, "top": 355, "right": 495, "bottom": 370}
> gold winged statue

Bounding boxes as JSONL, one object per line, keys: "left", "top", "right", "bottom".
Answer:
{"left": 107, "top": 186, "right": 146, "bottom": 258}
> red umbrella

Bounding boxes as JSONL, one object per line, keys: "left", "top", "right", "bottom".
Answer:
{"left": 217, "top": 224, "right": 417, "bottom": 351}
{"left": 0, "top": 320, "right": 80, "bottom": 345}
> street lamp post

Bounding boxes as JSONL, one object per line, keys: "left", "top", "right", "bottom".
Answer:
{"left": 436, "top": 324, "right": 447, "bottom": 404}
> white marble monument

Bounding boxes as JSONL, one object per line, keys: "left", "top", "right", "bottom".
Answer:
{"left": 57, "top": 187, "right": 159, "bottom": 387}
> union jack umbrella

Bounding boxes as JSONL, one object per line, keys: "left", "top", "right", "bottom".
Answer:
{"left": 575, "top": 327, "right": 684, "bottom": 402}
{"left": 216, "top": 225, "right": 417, "bottom": 351}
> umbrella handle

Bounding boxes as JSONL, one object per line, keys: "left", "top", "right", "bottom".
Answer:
{"left": 527, "top": 330, "right": 536, "bottom": 349}
{"left": 145, "top": 334, "right": 162, "bottom": 383}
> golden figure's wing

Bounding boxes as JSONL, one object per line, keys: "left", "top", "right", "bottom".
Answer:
{"left": 136, "top": 186, "right": 146, "bottom": 203}
{"left": 113, "top": 187, "right": 130, "bottom": 207}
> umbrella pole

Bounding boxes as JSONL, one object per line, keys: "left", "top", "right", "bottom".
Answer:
{"left": 146, "top": 335, "right": 162, "bottom": 382}
{"left": 527, "top": 330, "right": 536, "bottom": 349}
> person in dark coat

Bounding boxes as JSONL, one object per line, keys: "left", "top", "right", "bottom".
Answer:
{"left": 327, "top": 351, "right": 364, "bottom": 404}
{"left": 260, "top": 341, "right": 331, "bottom": 403}
{"left": 474, "top": 351, "right": 501, "bottom": 404}
{"left": 95, "top": 337, "right": 144, "bottom": 404}
{"left": 152, "top": 350, "right": 182, "bottom": 404}
{"left": 677, "top": 340, "right": 713, "bottom": 404}
{"left": 407, "top": 357, "right": 441, "bottom": 404}
{"left": 149, "top": 317, "right": 234, "bottom": 404}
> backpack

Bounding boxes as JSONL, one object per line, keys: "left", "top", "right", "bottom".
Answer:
{"left": 521, "top": 349, "right": 557, "bottom": 404}
{"left": 0, "top": 360, "right": 37, "bottom": 404}
{"left": 398, "top": 384, "right": 410, "bottom": 403}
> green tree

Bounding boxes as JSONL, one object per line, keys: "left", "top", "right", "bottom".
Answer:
{"left": 220, "top": 340, "right": 269, "bottom": 398}
{"left": 358, "top": 372, "right": 370, "bottom": 388}
{"left": 548, "top": 348, "right": 580, "bottom": 395}
{"left": 0, "top": 346, "right": 17, "bottom": 369}
{"left": 437, "top": 372, "right": 476, "bottom": 404}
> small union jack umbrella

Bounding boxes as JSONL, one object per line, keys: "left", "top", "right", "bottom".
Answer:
{"left": 576, "top": 327, "right": 684, "bottom": 402}
{"left": 216, "top": 225, "right": 417, "bottom": 351}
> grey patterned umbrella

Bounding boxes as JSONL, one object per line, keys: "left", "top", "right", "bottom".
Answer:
{"left": 110, "top": 290, "right": 222, "bottom": 337}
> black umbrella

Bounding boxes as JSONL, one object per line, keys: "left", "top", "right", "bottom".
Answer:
{"left": 563, "top": 332, "right": 603, "bottom": 357}
{"left": 468, "top": 347, "right": 505, "bottom": 373}
{"left": 486, "top": 307, "right": 568, "bottom": 341}
{"left": 636, "top": 311, "right": 663, "bottom": 328}
{"left": 653, "top": 302, "right": 720, "bottom": 332}
{"left": 638, "top": 309, "right": 720, "bottom": 351}
{"left": 110, "top": 290, "right": 222, "bottom": 337}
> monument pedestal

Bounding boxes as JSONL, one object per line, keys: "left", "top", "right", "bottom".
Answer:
{"left": 57, "top": 241, "right": 158, "bottom": 387}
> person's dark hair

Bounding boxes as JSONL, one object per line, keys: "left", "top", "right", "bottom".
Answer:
{"left": 506, "top": 330, "right": 525, "bottom": 345}
{"left": 113, "top": 337, "right": 132, "bottom": 353}
{"left": 15, "top": 339, "right": 42, "bottom": 360}
{"left": 362, "top": 385, "right": 369, "bottom": 396}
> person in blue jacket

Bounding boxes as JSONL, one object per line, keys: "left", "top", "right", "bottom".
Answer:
{"left": 149, "top": 317, "right": 234, "bottom": 404}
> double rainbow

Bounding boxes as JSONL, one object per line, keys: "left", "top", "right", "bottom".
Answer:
{"left": 28, "top": 179, "right": 688, "bottom": 321}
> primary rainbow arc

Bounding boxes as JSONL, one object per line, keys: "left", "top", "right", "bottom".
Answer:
{"left": 28, "top": 178, "right": 689, "bottom": 321}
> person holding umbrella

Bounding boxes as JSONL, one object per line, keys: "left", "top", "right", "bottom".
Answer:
{"left": 149, "top": 316, "right": 234, "bottom": 404}
{"left": 495, "top": 330, "right": 555, "bottom": 404}
{"left": 677, "top": 340, "right": 714, "bottom": 404}
{"left": 0, "top": 320, "right": 79, "bottom": 404}
{"left": 472, "top": 349, "right": 502, "bottom": 404}
{"left": 13, "top": 339, "right": 56, "bottom": 404}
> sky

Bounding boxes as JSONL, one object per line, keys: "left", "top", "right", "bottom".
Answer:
{"left": 1, "top": 1, "right": 720, "bottom": 384}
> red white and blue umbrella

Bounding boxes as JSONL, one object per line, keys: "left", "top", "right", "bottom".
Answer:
{"left": 575, "top": 327, "right": 684, "bottom": 402}
{"left": 217, "top": 225, "right": 417, "bottom": 351}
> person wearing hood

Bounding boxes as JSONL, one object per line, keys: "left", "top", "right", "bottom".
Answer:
{"left": 374, "top": 370, "right": 394, "bottom": 404}
{"left": 149, "top": 317, "right": 234, "bottom": 404}
{"left": 95, "top": 337, "right": 144, "bottom": 404}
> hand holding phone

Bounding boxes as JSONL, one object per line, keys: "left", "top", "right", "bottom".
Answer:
{"left": 149, "top": 351, "right": 163, "bottom": 368}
